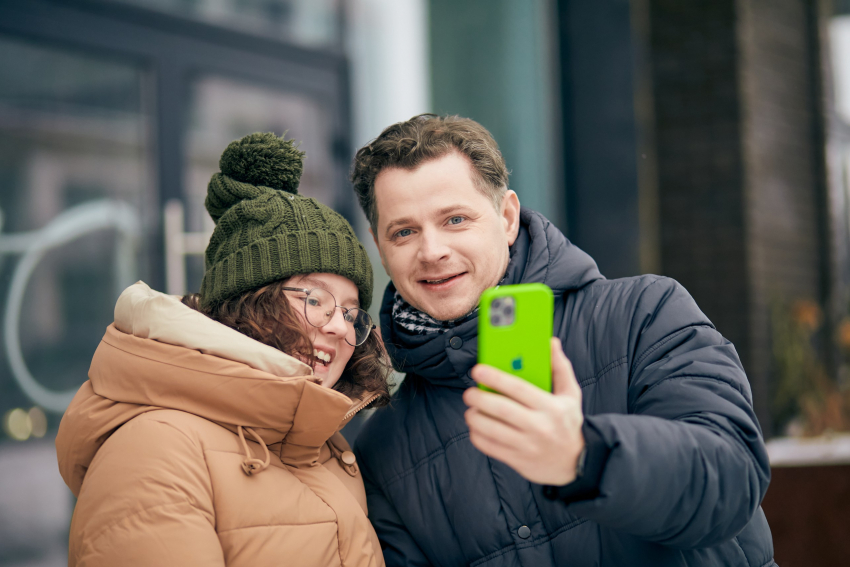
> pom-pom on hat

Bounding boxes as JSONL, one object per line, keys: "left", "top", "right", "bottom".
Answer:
{"left": 200, "top": 132, "right": 373, "bottom": 310}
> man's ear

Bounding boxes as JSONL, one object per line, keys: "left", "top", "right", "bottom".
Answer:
{"left": 369, "top": 227, "right": 389, "bottom": 272}
{"left": 501, "top": 190, "right": 521, "bottom": 246}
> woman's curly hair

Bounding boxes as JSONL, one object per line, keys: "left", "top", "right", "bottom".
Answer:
{"left": 182, "top": 279, "right": 391, "bottom": 408}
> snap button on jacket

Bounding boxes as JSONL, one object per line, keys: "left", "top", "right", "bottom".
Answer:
{"left": 56, "top": 282, "right": 384, "bottom": 567}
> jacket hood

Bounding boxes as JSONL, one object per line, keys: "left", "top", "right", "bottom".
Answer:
{"left": 380, "top": 208, "right": 603, "bottom": 388}
{"left": 57, "top": 282, "right": 370, "bottom": 496}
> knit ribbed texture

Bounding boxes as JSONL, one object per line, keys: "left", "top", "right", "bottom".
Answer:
{"left": 199, "top": 132, "right": 373, "bottom": 309}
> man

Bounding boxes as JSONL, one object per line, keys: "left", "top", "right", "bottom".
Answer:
{"left": 351, "top": 114, "right": 775, "bottom": 567}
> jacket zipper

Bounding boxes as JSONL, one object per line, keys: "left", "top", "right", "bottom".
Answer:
{"left": 342, "top": 392, "right": 381, "bottom": 421}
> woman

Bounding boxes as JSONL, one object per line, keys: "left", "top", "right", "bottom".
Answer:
{"left": 55, "top": 133, "right": 390, "bottom": 566}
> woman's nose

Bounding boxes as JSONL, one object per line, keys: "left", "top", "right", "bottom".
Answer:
{"left": 321, "top": 307, "right": 349, "bottom": 336}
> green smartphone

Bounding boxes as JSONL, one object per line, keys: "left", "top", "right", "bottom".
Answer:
{"left": 477, "top": 283, "right": 554, "bottom": 393}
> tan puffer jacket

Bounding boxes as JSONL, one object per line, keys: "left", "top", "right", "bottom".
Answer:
{"left": 56, "top": 282, "right": 385, "bottom": 567}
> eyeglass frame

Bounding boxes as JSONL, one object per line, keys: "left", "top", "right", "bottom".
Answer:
{"left": 281, "top": 286, "right": 375, "bottom": 347}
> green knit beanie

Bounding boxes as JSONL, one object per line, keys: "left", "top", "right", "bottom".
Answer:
{"left": 200, "top": 132, "right": 373, "bottom": 310}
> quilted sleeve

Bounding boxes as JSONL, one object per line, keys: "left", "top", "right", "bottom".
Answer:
{"left": 69, "top": 412, "right": 225, "bottom": 567}
{"left": 355, "top": 443, "right": 434, "bottom": 567}
{"left": 564, "top": 278, "right": 770, "bottom": 549}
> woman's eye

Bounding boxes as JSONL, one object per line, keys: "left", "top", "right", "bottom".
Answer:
{"left": 448, "top": 216, "right": 465, "bottom": 225}
{"left": 306, "top": 297, "right": 321, "bottom": 307}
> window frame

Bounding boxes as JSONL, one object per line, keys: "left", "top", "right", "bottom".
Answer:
{"left": 0, "top": 0, "right": 354, "bottom": 290}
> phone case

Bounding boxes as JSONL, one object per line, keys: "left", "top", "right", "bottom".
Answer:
{"left": 478, "top": 283, "right": 554, "bottom": 393}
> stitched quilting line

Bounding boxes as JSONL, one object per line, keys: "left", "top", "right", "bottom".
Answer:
{"left": 85, "top": 500, "right": 214, "bottom": 555}
{"left": 475, "top": 454, "right": 514, "bottom": 566}
{"left": 468, "top": 518, "right": 589, "bottom": 567}
{"left": 577, "top": 356, "right": 627, "bottom": 388}
{"left": 639, "top": 374, "right": 746, "bottom": 399}
{"left": 732, "top": 536, "right": 752, "bottom": 567}
{"left": 660, "top": 449, "right": 711, "bottom": 546}
{"left": 547, "top": 517, "right": 588, "bottom": 540}
{"left": 382, "top": 432, "right": 470, "bottom": 488}
{"left": 287, "top": 470, "right": 346, "bottom": 566}
{"left": 627, "top": 276, "right": 668, "bottom": 370}
{"left": 630, "top": 323, "right": 713, "bottom": 376}
{"left": 217, "top": 520, "right": 336, "bottom": 534}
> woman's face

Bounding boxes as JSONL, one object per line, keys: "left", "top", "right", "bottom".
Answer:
{"left": 284, "top": 273, "right": 359, "bottom": 389}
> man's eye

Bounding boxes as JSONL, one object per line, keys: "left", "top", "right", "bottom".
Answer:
{"left": 448, "top": 216, "right": 465, "bottom": 225}
{"left": 395, "top": 228, "right": 413, "bottom": 239}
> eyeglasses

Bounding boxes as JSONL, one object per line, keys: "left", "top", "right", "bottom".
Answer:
{"left": 282, "top": 286, "right": 375, "bottom": 347}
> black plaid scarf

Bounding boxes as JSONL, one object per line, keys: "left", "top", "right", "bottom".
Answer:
{"left": 391, "top": 291, "right": 479, "bottom": 335}
{"left": 391, "top": 271, "right": 509, "bottom": 335}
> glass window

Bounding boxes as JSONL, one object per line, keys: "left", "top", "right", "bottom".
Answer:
{"left": 828, "top": 4, "right": 850, "bottom": 275}
{"left": 827, "top": 1, "right": 850, "bottom": 402}
{"left": 105, "top": 0, "right": 343, "bottom": 48}
{"left": 830, "top": 5, "right": 850, "bottom": 123}
{"left": 0, "top": 35, "right": 154, "bottom": 421}
{"left": 0, "top": 33, "right": 155, "bottom": 567}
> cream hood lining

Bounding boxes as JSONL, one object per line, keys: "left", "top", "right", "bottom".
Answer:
{"left": 114, "top": 281, "right": 312, "bottom": 379}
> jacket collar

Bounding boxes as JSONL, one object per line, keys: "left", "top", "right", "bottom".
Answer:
{"left": 57, "top": 283, "right": 363, "bottom": 494}
{"left": 380, "top": 208, "right": 603, "bottom": 388}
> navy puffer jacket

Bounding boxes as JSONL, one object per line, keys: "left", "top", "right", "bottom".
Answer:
{"left": 355, "top": 208, "right": 775, "bottom": 567}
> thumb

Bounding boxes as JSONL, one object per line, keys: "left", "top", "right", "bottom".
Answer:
{"left": 551, "top": 337, "right": 581, "bottom": 399}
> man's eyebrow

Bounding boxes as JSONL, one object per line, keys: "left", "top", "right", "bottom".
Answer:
{"left": 384, "top": 217, "right": 415, "bottom": 237}
{"left": 435, "top": 204, "right": 477, "bottom": 217}
{"left": 383, "top": 205, "right": 477, "bottom": 237}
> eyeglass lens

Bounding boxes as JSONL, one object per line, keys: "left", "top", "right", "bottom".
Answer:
{"left": 303, "top": 288, "right": 372, "bottom": 346}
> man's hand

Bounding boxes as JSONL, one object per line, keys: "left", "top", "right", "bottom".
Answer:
{"left": 463, "top": 338, "right": 585, "bottom": 486}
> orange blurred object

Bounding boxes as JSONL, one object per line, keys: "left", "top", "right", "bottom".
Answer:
{"left": 837, "top": 318, "right": 850, "bottom": 351}
{"left": 792, "top": 299, "right": 822, "bottom": 331}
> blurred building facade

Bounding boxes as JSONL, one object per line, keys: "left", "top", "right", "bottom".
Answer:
{"left": 428, "top": 0, "right": 847, "bottom": 440}
{"left": 0, "top": 0, "right": 847, "bottom": 565}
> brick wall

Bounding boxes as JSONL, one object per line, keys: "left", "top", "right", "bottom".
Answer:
{"left": 648, "top": 0, "right": 752, "bottom": 403}
{"left": 647, "top": 0, "right": 828, "bottom": 434}
{"left": 738, "top": 0, "right": 827, "bottom": 434}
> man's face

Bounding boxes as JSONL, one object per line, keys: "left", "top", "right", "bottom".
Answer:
{"left": 371, "top": 152, "right": 520, "bottom": 321}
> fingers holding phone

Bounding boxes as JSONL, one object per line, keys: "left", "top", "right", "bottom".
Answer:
{"left": 464, "top": 283, "right": 585, "bottom": 486}
{"left": 465, "top": 338, "right": 585, "bottom": 485}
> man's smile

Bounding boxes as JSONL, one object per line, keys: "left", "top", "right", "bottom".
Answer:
{"left": 418, "top": 272, "right": 468, "bottom": 290}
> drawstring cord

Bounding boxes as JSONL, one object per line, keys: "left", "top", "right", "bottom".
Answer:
{"left": 238, "top": 425, "right": 271, "bottom": 476}
{"left": 236, "top": 389, "right": 379, "bottom": 478}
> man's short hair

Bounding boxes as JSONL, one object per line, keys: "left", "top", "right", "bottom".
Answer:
{"left": 351, "top": 114, "right": 509, "bottom": 231}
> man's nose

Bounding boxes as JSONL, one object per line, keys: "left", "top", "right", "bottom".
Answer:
{"left": 417, "top": 229, "right": 451, "bottom": 264}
